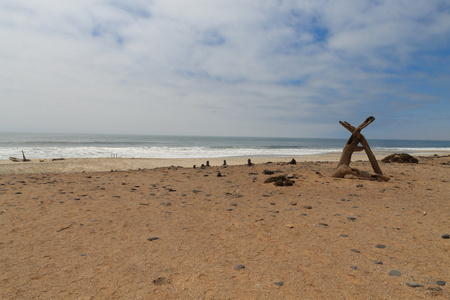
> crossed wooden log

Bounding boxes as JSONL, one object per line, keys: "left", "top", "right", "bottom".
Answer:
{"left": 332, "top": 116, "right": 390, "bottom": 181}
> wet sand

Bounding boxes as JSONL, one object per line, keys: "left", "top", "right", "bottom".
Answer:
{"left": 0, "top": 154, "right": 449, "bottom": 299}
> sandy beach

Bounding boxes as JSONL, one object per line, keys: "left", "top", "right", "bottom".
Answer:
{"left": 1, "top": 154, "right": 449, "bottom": 299}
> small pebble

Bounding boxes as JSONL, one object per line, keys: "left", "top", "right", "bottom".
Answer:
{"left": 234, "top": 264, "right": 245, "bottom": 270}
{"left": 274, "top": 281, "right": 284, "bottom": 286}
{"left": 351, "top": 249, "right": 361, "bottom": 253}
{"left": 339, "top": 234, "right": 349, "bottom": 237}
{"left": 347, "top": 217, "right": 356, "bottom": 222}
{"left": 388, "top": 270, "right": 401, "bottom": 277}
{"left": 373, "top": 260, "right": 383, "bottom": 265}
{"left": 436, "top": 281, "right": 446, "bottom": 286}
{"left": 375, "top": 244, "right": 386, "bottom": 249}
{"left": 441, "top": 234, "right": 449, "bottom": 239}
{"left": 318, "top": 223, "right": 328, "bottom": 227}
{"left": 350, "top": 266, "right": 358, "bottom": 270}
{"left": 406, "top": 282, "right": 424, "bottom": 288}
{"left": 147, "top": 237, "right": 159, "bottom": 242}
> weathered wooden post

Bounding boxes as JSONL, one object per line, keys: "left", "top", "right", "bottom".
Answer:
{"left": 332, "top": 116, "right": 390, "bottom": 181}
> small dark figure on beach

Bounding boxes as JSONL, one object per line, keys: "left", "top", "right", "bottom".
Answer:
{"left": 201, "top": 164, "right": 205, "bottom": 169}
{"left": 288, "top": 158, "right": 297, "bottom": 165}
{"left": 247, "top": 159, "right": 253, "bottom": 166}
{"left": 223, "top": 160, "right": 227, "bottom": 166}
{"left": 206, "top": 161, "right": 210, "bottom": 167}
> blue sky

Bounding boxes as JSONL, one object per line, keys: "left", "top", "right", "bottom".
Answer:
{"left": 1, "top": 0, "right": 449, "bottom": 140}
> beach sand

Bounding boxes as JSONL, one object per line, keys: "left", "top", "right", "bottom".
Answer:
{"left": 1, "top": 154, "right": 449, "bottom": 299}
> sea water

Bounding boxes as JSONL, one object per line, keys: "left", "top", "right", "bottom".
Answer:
{"left": 1, "top": 132, "right": 449, "bottom": 160}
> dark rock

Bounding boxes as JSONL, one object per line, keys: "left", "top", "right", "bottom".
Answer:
{"left": 147, "top": 237, "right": 159, "bottom": 242}
{"left": 406, "top": 282, "right": 424, "bottom": 288}
{"left": 263, "top": 169, "right": 275, "bottom": 175}
{"left": 247, "top": 159, "right": 253, "bottom": 166}
{"left": 153, "top": 277, "right": 170, "bottom": 285}
{"left": 339, "top": 234, "right": 349, "bottom": 237}
{"left": 318, "top": 223, "right": 328, "bottom": 227}
{"left": 375, "top": 244, "right": 386, "bottom": 249}
{"left": 373, "top": 260, "right": 383, "bottom": 265}
{"left": 234, "top": 264, "right": 245, "bottom": 270}
{"left": 346, "top": 217, "right": 356, "bottom": 222}
{"left": 350, "top": 266, "right": 358, "bottom": 270}
{"left": 350, "top": 249, "right": 361, "bottom": 253}
{"left": 217, "top": 172, "right": 222, "bottom": 177}
{"left": 388, "top": 270, "right": 401, "bottom": 277}
{"left": 382, "top": 153, "right": 419, "bottom": 164}
{"left": 288, "top": 158, "right": 296, "bottom": 165}
{"left": 274, "top": 281, "right": 284, "bottom": 286}
{"left": 436, "top": 281, "right": 446, "bottom": 286}
{"left": 441, "top": 234, "right": 449, "bottom": 239}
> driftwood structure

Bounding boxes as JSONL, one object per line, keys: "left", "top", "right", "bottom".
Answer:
{"left": 9, "top": 150, "right": 31, "bottom": 162}
{"left": 332, "top": 116, "right": 390, "bottom": 182}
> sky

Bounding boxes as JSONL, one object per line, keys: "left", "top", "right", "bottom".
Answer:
{"left": 1, "top": 0, "right": 449, "bottom": 140}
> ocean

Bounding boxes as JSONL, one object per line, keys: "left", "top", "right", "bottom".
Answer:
{"left": 1, "top": 132, "right": 449, "bottom": 160}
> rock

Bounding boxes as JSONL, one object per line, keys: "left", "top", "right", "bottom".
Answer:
{"left": 373, "top": 260, "right": 383, "bottom": 265}
{"left": 375, "top": 244, "right": 386, "bottom": 249}
{"left": 247, "top": 159, "right": 253, "bottom": 166}
{"left": 346, "top": 217, "right": 356, "bottom": 222}
{"left": 441, "top": 234, "right": 449, "bottom": 239}
{"left": 339, "top": 234, "right": 349, "bottom": 237}
{"left": 350, "top": 249, "right": 360, "bottom": 253}
{"left": 382, "top": 153, "right": 419, "bottom": 163}
{"left": 147, "top": 237, "right": 159, "bottom": 242}
{"left": 264, "top": 175, "right": 293, "bottom": 186}
{"left": 318, "top": 223, "right": 328, "bottom": 227}
{"left": 436, "top": 281, "right": 446, "bottom": 286}
{"left": 274, "top": 281, "right": 284, "bottom": 286}
{"left": 234, "top": 264, "right": 245, "bottom": 270}
{"left": 263, "top": 169, "right": 275, "bottom": 175}
{"left": 350, "top": 266, "right": 358, "bottom": 270}
{"left": 288, "top": 158, "right": 296, "bottom": 165}
{"left": 388, "top": 270, "right": 401, "bottom": 277}
{"left": 153, "top": 277, "right": 170, "bottom": 285}
{"left": 406, "top": 282, "right": 424, "bottom": 288}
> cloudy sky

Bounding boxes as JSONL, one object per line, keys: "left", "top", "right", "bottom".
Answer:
{"left": 1, "top": 0, "right": 449, "bottom": 140}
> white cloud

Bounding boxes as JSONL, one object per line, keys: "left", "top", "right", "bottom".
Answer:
{"left": 0, "top": 0, "right": 449, "bottom": 139}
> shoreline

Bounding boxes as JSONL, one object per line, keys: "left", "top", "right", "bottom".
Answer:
{"left": 1, "top": 151, "right": 450, "bottom": 175}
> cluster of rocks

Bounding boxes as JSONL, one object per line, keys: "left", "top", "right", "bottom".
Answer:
{"left": 381, "top": 153, "right": 419, "bottom": 163}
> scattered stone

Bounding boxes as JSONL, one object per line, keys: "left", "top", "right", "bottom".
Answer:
{"left": 217, "top": 172, "right": 222, "bottom": 177}
{"left": 153, "top": 277, "right": 170, "bottom": 285}
{"left": 234, "top": 264, "right": 245, "bottom": 270}
{"left": 373, "top": 260, "right": 383, "bottom": 265}
{"left": 441, "top": 234, "right": 449, "bottom": 239}
{"left": 288, "top": 158, "right": 296, "bottom": 165}
{"left": 356, "top": 184, "right": 363, "bottom": 188}
{"left": 350, "top": 249, "right": 360, "bottom": 253}
{"left": 436, "top": 281, "right": 446, "bottom": 286}
{"left": 388, "top": 270, "right": 401, "bottom": 277}
{"left": 274, "top": 281, "right": 284, "bottom": 286}
{"left": 350, "top": 266, "right": 358, "bottom": 270}
{"left": 263, "top": 169, "right": 274, "bottom": 175}
{"left": 147, "top": 237, "right": 159, "bottom": 242}
{"left": 285, "top": 224, "right": 294, "bottom": 228}
{"left": 318, "top": 223, "right": 328, "bottom": 227}
{"left": 406, "top": 282, "right": 424, "bottom": 288}
{"left": 346, "top": 217, "right": 356, "bottom": 222}
{"left": 375, "top": 244, "right": 386, "bottom": 249}
{"left": 339, "top": 234, "right": 349, "bottom": 237}
{"left": 226, "top": 208, "right": 233, "bottom": 211}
